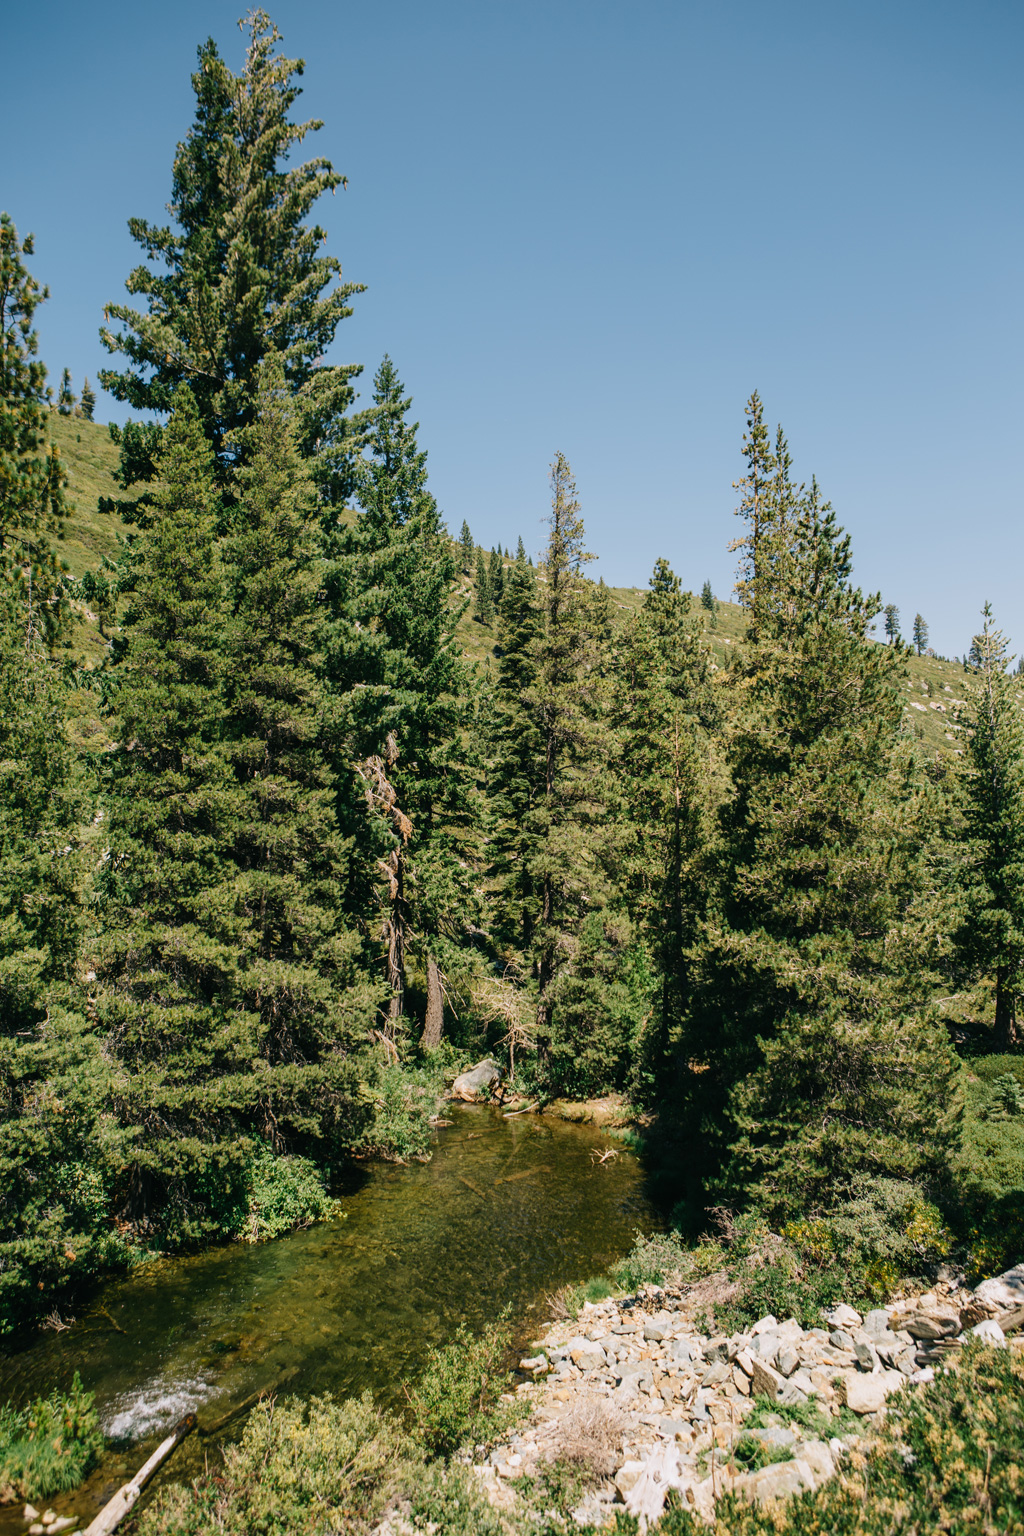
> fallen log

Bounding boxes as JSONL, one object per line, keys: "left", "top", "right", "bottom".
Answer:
{"left": 83, "top": 1412, "right": 196, "bottom": 1536}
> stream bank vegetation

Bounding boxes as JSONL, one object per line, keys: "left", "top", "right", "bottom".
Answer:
{"left": 2, "top": 11, "right": 1023, "bottom": 1531}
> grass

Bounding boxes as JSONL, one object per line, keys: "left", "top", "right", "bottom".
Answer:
{"left": 0, "top": 1373, "right": 103, "bottom": 1501}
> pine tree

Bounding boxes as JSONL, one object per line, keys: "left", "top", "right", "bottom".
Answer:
{"left": 613, "top": 560, "right": 717, "bottom": 1076}
{"left": 487, "top": 545, "right": 505, "bottom": 611}
{"left": 99, "top": 11, "right": 365, "bottom": 513}
{"left": 222, "top": 362, "right": 379, "bottom": 1144}
{"left": 474, "top": 546, "right": 493, "bottom": 624}
{"left": 700, "top": 579, "right": 714, "bottom": 612}
{"left": 0, "top": 214, "right": 70, "bottom": 642}
{"left": 885, "top": 603, "right": 901, "bottom": 644}
{"left": 96, "top": 388, "right": 243, "bottom": 1237}
{"left": 57, "top": 367, "right": 76, "bottom": 415}
{"left": 954, "top": 606, "right": 1024, "bottom": 1049}
{"left": 79, "top": 377, "right": 96, "bottom": 421}
{"left": 913, "top": 612, "right": 929, "bottom": 655}
{"left": 683, "top": 423, "right": 957, "bottom": 1225}
{"left": 0, "top": 588, "right": 108, "bottom": 1333}
{"left": 327, "top": 356, "right": 475, "bottom": 1045}
{"left": 516, "top": 535, "right": 526, "bottom": 562}
{"left": 458, "top": 519, "right": 474, "bottom": 573}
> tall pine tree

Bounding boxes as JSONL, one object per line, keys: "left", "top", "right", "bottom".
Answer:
{"left": 99, "top": 11, "right": 365, "bottom": 512}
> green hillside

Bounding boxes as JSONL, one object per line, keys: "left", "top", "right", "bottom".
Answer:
{"left": 53, "top": 415, "right": 966, "bottom": 758}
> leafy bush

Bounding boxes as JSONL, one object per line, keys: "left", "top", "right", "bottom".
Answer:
{"left": 404, "top": 1310, "right": 523, "bottom": 1457}
{"left": 236, "top": 1146, "right": 337, "bottom": 1243}
{"left": 137, "top": 1391, "right": 505, "bottom": 1536}
{"left": 610, "top": 1230, "right": 689, "bottom": 1291}
{"left": 355, "top": 1058, "right": 448, "bottom": 1161}
{"left": 0, "top": 1373, "right": 103, "bottom": 1500}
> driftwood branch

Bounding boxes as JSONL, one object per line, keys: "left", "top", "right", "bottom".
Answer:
{"left": 83, "top": 1412, "right": 196, "bottom": 1536}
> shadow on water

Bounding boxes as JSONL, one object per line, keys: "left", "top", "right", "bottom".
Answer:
{"left": 0, "top": 1105, "right": 657, "bottom": 1529}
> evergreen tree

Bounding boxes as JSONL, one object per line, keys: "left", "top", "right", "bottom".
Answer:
{"left": 96, "top": 387, "right": 241, "bottom": 1238}
{"left": 683, "top": 425, "right": 957, "bottom": 1226}
{"left": 885, "top": 602, "right": 901, "bottom": 644}
{"left": 913, "top": 612, "right": 929, "bottom": 655}
{"left": 527, "top": 455, "right": 616, "bottom": 1078}
{"left": 0, "top": 589, "right": 108, "bottom": 1332}
{"left": 328, "top": 357, "right": 475, "bottom": 1045}
{"left": 99, "top": 11, "right": 365, "bottom": 513}
{"left": 516, "top": 535, "right": 526, "bottom": 562}
{"left": 488, "top": 556, "right": 545, "bottom": 954}
{"left": 458, "top": 519, "right": 474, "bottom": 573}
{"left": 57, "top": 367, "right": 76, "bottom": 415}
{"left": 474, "top": 546, "right": 493, "bottom": 624}
{"left": 0, "top": 214, "right": 70, "bottom": 642}
{"left": 487, "top": 545, "right": 505, "bottom": 611}
{"left": 954, "top": 606, "right": 1024, "bottom": 1049}
{"left": 79, "top": 377, "right": 96, "bottom": 421}
{"left": 222, "top": 362, "right": 379, "bottom": 1145}
{"left": 613, "top": 560, "right": 718, "bottom": 1077}
{"left": 700, "top": 579, "right": 714, "bottom": 612}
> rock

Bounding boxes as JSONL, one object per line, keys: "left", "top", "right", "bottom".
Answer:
{"left": 750, "top": 1314, "right": 778, "bottom": 1335}
{"left": 644, "top": 1321, "right": 669, "bottom": 1342}
{"left": 899, "top": 1306, "right": 961, "bottom": 1341}
{"left": 704, "top": 1335, "right": 733, "bottom": 1364}
{"left": 826, "top": 1303, "right": 862, "bottom": 1331}
{"left": 732, "top": 1365, "right": 751, "bottom": 1396}
{"left": 48, "top": 1522, "right": 77, "bottom": 1535}
{"left": 788, "top": 1369, "right": 817, "bottom": 1398}
{"left": 615, "top": 1460, "right": 646, "bottom": 1497}
{"left": 735, "top": 1459, "right": 817, "bottom": 1504}
{"left": 975, "top": 1262, "right": 1024, "bottom": 1313}
{"left": 734, "top": 1349, "right": 754, "bottom": 1377}
{"left": 798, "top": 1440, "right": 836, "bottom": 1481}
{"left": 971, "top": 1318, "right": 1007, "bottom": 1347}
{"left": 450, "top": 1057, "right": 503, "bottom": 1101}
{"left": 777, "top": 1346, "right": 800, "bottom": 1378}
{"left": 841, "top": 1369, "right": 905, "bottom": 1414}
{"left": 519, "top": 1354, "right": 549, "bottom": 1375}
{"left": 750, "top": 1358, "right": 784, "bottom": 1399}
{"left": 701, "top": 1361, "right": 730, "bottom": 1388}
{"left": 779, "top": 1377, "right": 810, "bottom": 1407}
{"left": 24, "top": 1511, "right": 40, "bottom": 1526}
{"left": 854, "top": 1340, "right": 878, "bottom": 1372}
{"left": 861, "top": 1309, "right": 894, "bottom": 1339}
{"left": 830, "top": 1328, "right": 855, "bottom": 1350}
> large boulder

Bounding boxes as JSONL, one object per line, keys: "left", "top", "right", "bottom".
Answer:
{"left": 975, "top": 1262, "right": 1024, "bottom": 1313}
{"left": 450, "top": 1057, "right": 503, "bottom": 1102}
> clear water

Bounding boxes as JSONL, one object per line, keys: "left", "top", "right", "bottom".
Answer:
{"left": 0, "top": 1106, "right": 655, "bottom": 1528}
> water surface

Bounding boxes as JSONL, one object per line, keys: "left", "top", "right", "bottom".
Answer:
{"left": 0, "top": 1106, "right": 654, "bottom": 1527}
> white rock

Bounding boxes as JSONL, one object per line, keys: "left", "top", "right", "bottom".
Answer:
{"left": 971, "top": 1319, "right": 1006, "bottom": 1346}
{"left": 750, "top": 1314, "right": 778, "bottom": 1335}
{"left": 842, "top": 1369, "right": 905, "bottom": 1414}
{"left": 825, "top": 1303, "right": 863, "bottom": 1330}
{"left": 975, "top": 1263, "right": 1024, "bottom": 1312}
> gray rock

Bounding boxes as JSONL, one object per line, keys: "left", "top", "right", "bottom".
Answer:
{"left": 854, "top": 1340, "right": 878, "bottom": 1372}
{"left": 862, "top": 1309, "right": 893, "bottom": 1339}
{"left": 975, "top": 1262, "right": 1024, "bottom": 1313}
{"left": 842, "top": 1369, "right": 905, "bottom": 1414}
{"left": 450, "top": 1057, "right": 503, "bottom": 1101}
{"left": 829, "top": 1329, "right": 855, "bottom": 1350}
{"left": 798, "top": 1440, "right": 836, "bottom": 1481}
{"left": 700, "top": 1361, "right": 730, "bottom": 1388}
{"left": 751, "top": 1358, "right": 784, "bottom": 1399}
{"left": 825, "top": 1303, "right": 862, "bottom": 1330}
{"left": 971, "top": 1318, "right": 1006, "bottom": 1346}
{"left": 735, "top": 1459, "right": 817, "bottom": 1504}
{"left": 644, "top": 1321, "right": 669, "bottom": 1342}
{"left": 704, "top": 1335, "right": 733, "bottom": 1363}
{"left": 777, "top": 1346, "right": 800, "bottom": 1378}
{"left": 778, "top": 1377, "right": 810, "bottom": 1407}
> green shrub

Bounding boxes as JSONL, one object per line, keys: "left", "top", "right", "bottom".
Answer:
{"left": 355, "top": 1059, "right": 447, "bottom": 1161}
{"left": 405, "top": 1310, "right": 522, "bottom": 1457}
{"left": 0, "top": 1373, "right": 103, "bottom": 1500}
{"left": 137, "top": 1392, "right": 505, "bottom": 1536}
{"left": 610, "top": 1230, "right": 689, "bottom": 1291}
{"left": 236, "top": 1147, "right": 337, "bottom": 1243}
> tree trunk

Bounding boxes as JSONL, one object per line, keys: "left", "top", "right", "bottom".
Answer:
{"left": 385, "top": 848, "right": 406, "bottom": 1031}
{"left": 995, "top": 966, "right": 1020, "bottom": 1050}
{"left": 421, "top": 954, "right": 444, "bottom": 1048}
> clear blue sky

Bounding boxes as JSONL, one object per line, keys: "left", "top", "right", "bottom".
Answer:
{"left": 5, "top": 0, "right": 1021, "bottom": 657}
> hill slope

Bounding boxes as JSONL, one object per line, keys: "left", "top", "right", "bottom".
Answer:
{"left": 52, "top": 415, "right": 967, "bottom": 758}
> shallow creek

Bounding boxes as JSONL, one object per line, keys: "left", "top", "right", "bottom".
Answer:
{"left": 0, "top": 1105, "right": 656, "bottom": 1528}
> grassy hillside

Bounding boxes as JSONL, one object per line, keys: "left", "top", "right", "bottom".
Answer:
{"left": 52, "top": 416, "right": 968, "bottom": 759}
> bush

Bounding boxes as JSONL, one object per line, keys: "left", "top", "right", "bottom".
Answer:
{"left": 610, "top": 1230, "right": 690, "bottom": 1292}
{"left": 237, "top": 1147, "right": 337, "bottom": 1243}
{"left": 0, "top": 1373, "right": 103, "bottom": 1500}
{"left": 355, "top": 1058, "right": 448, "bottom": 1161}
{"left": 137, "top": 1392, "right": 505, "bottom": 1536}
{"left": 404, "top": 1310, "right": 521, "bottom": 1457}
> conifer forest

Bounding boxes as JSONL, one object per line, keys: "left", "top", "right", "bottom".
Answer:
{"left": 2, "top": 14, "right": 1023, "bottom": 1536}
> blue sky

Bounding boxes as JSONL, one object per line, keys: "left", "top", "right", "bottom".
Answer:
{"left": 4, "top": 0, "right": 1021, "bottom": 657}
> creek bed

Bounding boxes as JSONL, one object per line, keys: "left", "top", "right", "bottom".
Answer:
{"left": 0, "top": 1105, "right": 656, "bottom": 1530}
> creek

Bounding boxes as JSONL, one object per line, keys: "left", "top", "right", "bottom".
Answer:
{"left": 0, "top": 1105, "right": 656, "bottom": 1529}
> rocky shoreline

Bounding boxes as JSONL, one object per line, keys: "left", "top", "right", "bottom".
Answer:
{"left": 460, "top": 1261, "right": 1024, "bottom": 1530}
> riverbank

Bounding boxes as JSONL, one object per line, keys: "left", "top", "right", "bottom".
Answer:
{"left": 464, "top": 1258, "right": 1024, "bottom": 1528}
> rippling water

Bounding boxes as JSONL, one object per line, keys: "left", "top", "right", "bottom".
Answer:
{"left": 0, "top": 1105, "right": 655, "bottom": 1528}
